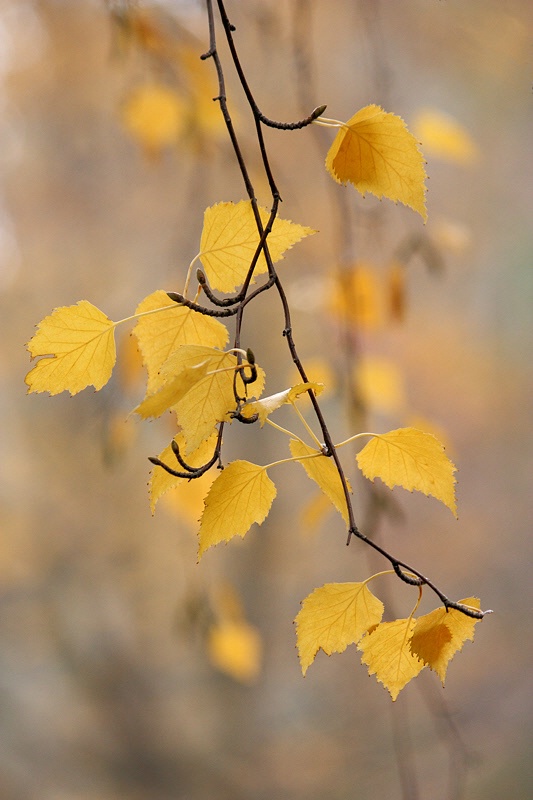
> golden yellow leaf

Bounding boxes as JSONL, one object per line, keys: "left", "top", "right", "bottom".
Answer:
{"left": 133, "top": 290, "right": 228, "bottom": 392}
{"left": 300, "top": 491, "right": 333, "bottom": 534}
{"left": 159, "top": 470, "right": 216, "bottom": 527}
{"left": 410, "top": 597, "right": 482, "bottom": 684}
{"left": 163, "top": 345, "right": 265, "bottom": 454}
{"left": 134, "top": 361, "right": 210, "bottom": 419}
{"left": 295, "top": 583, "right": 384, "bottom": 676}
{"left": 328, "top": 263, "right": 382, "bottom": 330}
{"left": 207, "top": 620, "right": 262, "bottom": 683}
{"left": 122, "top": 83, "right": 185, "bottom": 155}
{"left": 358, "top": 618, "right": 425, "bottom": 701}
{"left": 25, "top": 301, "right": 116, "bottom": 396}
{"left": 293, "top": 357, "right": 336, "bottom": 397}
{"left": 326, "top": 105, "right": 428, "bottom": 221}
{"left": 356, "top": 358, "right": 406, "bottom": 414}
{"left": 356, "top": 427, "right": 457, "bottom": 516}
{"left": 198, "top": 460, "right": 276, "bottom": 558}
{"left": 413, "top": 108, "right": 479, "bottom": 164}
{"left": 243, "top": 382, "right": 323, "bottom": 426}
{"left": 290, "top": 440, "right": 351, "bottom": 525}
{"left": 199, "top": 200, "right": 316, "bottom": 293}
{"left": 117, "top": 330, "right": 145, "bottom": 392}
{"left": 149, "top": 431, "right": 219, "bottom": 514}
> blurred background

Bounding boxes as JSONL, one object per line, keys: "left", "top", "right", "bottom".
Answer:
{"left": 1, "top": 0, "right": 532, "bottom": 798}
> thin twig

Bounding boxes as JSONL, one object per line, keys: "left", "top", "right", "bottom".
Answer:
{"left": 195, "top": 0, "right": 489, "bottom": 621}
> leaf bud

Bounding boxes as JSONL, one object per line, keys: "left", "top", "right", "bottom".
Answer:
{"left": 167, "top": 291, "right": 183, "bottom": 303}
{"left": 312, "top": 105, "right": 327, "bottom": 119}
{"left": 245, "top": 347, "right": 256, "bottom": 365}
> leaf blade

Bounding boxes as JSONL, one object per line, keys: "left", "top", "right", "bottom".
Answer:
{"left": 133, "top": 290, "right": 228, "bottom": 392}
{"left": 163, "top": 345, "right": 265, "bottom": 454}
{"left": 356, "top": 427, "right": 457, "bottom": 516}
{"left": 149, "top": 431, "right": 219, "bottom": 514}
{"left": 199, "top": 201, "right": 316, "bottom": 293}
{"left": 243, "top": 382, "right": 324, "bottom": 426}
{"left": 409, "top": 597, "right": 482, "bottom": 684}
{"left": 358, "top": 617, "right": 425, "bottom": 701}
{"left": 25, "top": 301, "right": 116, "bottom": 396}
{"left": 134, "top": 360, "right": 210, "bottom": 420}
{"left": 326, "top": 105, "right": 428, "bottom": 221}
{"left": 295, "top": 582, "right": 384, "bottom": 676}
{"left": 207, "top": 620, "right": 262, "bottom": 684}
{"left": 290, "top": 439, "right": 351, "bottom": 525}
{"left": 198, "top": 460, "right": 276, "bottom": 558}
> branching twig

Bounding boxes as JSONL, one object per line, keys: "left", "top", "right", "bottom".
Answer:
{"left": 185, "top": 0, "right": 489, "bottom": 622}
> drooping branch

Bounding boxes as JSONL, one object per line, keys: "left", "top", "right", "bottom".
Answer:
{"left": 198, "top": 0, "right": 488, "bottom": 621}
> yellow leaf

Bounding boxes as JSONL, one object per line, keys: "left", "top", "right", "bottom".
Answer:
{"left": 300, "top": 491, "right": 333, "bottom": 534}
{"left": 117, "top": 330, "right": 145, "bottom": 392}
{"left": 358, "top": 618, "right": 425, "bottom": 701}
{"left": 356, "top": 357, "right": 406, "bottom": 414}
{"left": 287, "top": 382, "right": 323, "bottom": 403}
{"left": 149, "top": 431, "right": 219, "bottom": 514}
{"left": 160, "top": 470, "right": 216, "bottom": 527}
{"left": 410, "top": 597, "right": 482, "bottom": 684}
{"left": 163, "top": 345, "right": 265, "bottom": 454}
{"left": 133, "top": 290, "right": 228, "bottom": 392}
{"left": 290, "top": 440, "right": 351, "bottom": 525}
{"left": 134, "top": 361, "right": 210, "bottom": 419}
{"left": 413, "top": 108, "right": 479, "bottom": 164}
{"left": 198, "top": 461, "right": 276, "bottom": 558}
{"left": 328, "top": 263, "right": 383, "bottom": 330}
{"left": 25, "top": 301, "right": 116, "bottom": 396}
{"left": 243, "top": 382, "right": 323, "bottom": 426}
{"left": 207, "top": 620, "right": 262, "bottom": 684}
{"left": 356, "top": 427, "right": 457, "bottom": 516}
{"left": 292, "top": 357, "right": 336, "bottom": 397}
{"left": 326, "top": 105, "right": 428, "bottom": 221}
{"left": 199, "top": 200, "right": 316, "bottom": 293}
{"left": 295, "top": 583, "right": 384, "bottom": 676}
{"left": 122, "top": 83, "right": 185, "bottom": 155}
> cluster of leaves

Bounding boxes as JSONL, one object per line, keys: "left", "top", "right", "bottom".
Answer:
{"left": 296, "top": 581, "right": 481, "bottom": 700}
{"left": 26, "top": 2, "right": 487, "bottom": 698}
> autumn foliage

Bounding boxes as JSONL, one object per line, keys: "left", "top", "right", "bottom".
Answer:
{"left": 25, "top": 0, "right": 488, "bottom": 700}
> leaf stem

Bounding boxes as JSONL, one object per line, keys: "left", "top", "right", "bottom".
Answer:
{"left": 363, "top": 569, "right": 417, "bottom": 586}
{"left": 335, "top": 431, "right": 376, "bottom": 449}
{"left": 113, "top": 304, "right": 180, "bottom": 328}
{"left": 265, "top": 417, "right": 305, "bottom": 443}
{"left": 313, "top": 117, "right": 346, "bottom": 128}
{"left": 408, "top": 586, "right": 424, "bottom": 622}
{"left": 264, "top": 451, "right": 324, "bottom": 471}
{"left": 290, "top": 401, "right": 324, "bottom": 451}
{"left": 183, "top": 254, "right": 201, "bottom": 298}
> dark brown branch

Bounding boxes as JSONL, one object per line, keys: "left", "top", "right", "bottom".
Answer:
{"left": 201, "top": 0, "right": 489, "bottom": 621}
{"left": 149, "top": 426, "right": 224, "bottom": 479}
{"left": 167, "top": 291, "right": 238, "bottom": 317}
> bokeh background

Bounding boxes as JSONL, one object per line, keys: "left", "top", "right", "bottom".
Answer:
{"left": 1, "top": 1, "right": 532, "bottom": 798}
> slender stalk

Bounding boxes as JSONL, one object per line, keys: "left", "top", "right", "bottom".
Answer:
{"left": 265, "top": 418, "right": 305, "bottom": 443}
{"left": 290, "top": 401, "right": 324, "bottom": 451}
{"left": 113, "top": 304, "right": 178, "bottom": 327}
